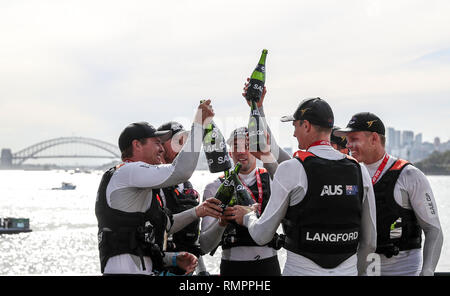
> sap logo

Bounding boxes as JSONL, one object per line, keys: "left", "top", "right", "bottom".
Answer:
{"left": 207, "top": 155, "right": 229, "bottom": 165}
{"left": 320, "top": 185, "right": 343, "bottom": 196}
{"left": 223, "top": 179, "right": 235, "bottom": 187}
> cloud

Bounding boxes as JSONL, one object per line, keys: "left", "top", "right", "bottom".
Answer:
{"left": 1, "top": 0, "right": 450, "bottom": 154}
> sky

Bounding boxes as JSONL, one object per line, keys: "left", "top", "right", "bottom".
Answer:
{"left": 1, "top": 0, "right": 449, "bottom": 156}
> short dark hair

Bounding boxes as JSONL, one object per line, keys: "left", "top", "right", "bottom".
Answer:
{"left": 312, "top": 124, "right": 332, "bottom": 135}
{"left": 300, "top": 120, "right": 332, "bottom": 134}
{"left": 121, "top": 138, "right": 148, "bottom": 160}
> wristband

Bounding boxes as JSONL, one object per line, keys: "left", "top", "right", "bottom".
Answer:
{"left": 172, "top": 253, "right": 179, "bottom": 267}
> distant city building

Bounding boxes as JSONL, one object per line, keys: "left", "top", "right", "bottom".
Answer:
{"left": 434, "top": 137, "right": 441, "bottom": 149}
{"left": 402, "top": 130, "right": 414, "bottom": 147}
{"left": 414, "top": 133, "right": 422, "bottom": 146}
{"left": 385, "top": 127, "right": 449, "bottom": 163}
{"left": 387, "top": 128, "right": 396, "bottom": 150}
{"left": 394, "top": 130, "right": 401, "bottom": 148}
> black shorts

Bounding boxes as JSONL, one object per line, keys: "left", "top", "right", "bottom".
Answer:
{"left": 220, "top": 255, "right": 281, "bottom": 276}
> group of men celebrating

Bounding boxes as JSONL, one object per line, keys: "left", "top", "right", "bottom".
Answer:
{"left": 95, "top": 80, "right": 443, "bottom": 276}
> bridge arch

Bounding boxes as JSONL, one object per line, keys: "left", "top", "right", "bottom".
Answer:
{"left": 13, "top": 137, "right": 120, "bottom": 165}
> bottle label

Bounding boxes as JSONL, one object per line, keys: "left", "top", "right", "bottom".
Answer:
{"left": 222, "top": 178, "right": 235, "bottom": 188}
{"left": 207, "top": 154, "right": 230, "bottom": 166}
{"left": 251, "top": 108, "right": 261, "bottom": 116}
{"left": 204, "top": 141, "right": 226, "bottom": 153}
{"left": 205, "top": 151, "right": 231, "bottom": 173}
{"left": 248, "top": 129, "right": 264, "bottom": 136}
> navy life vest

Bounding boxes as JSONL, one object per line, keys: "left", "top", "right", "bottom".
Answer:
{"left": 95, "top": 165, "right": 171, "bottom": 274}
{"left": 374, "top": 159, "right": 422, "bottom": 257}
{"left": 221, "top": 168, "right": 274, "bottom": 249}
{"left": 282, "top": 152, "right": 363, "bottom": 269}
{"left": 162, "top": 181, "right": 202, "bottom": 257}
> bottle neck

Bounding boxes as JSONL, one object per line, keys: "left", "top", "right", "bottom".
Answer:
{"left": 258, "top": 50, "right": 267, "bottom": 65}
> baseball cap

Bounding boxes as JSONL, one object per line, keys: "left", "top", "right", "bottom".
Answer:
{"left": 334, "top": 112, "right": 385, "bottom": 137}
{"left": 157, "top": 121, "right": 186, "bottom": 138}
{"left": 118, "top": 122, "right": 172, "bottom": 152}
{"left": 330, "top": 126, "right": 348, "bottom": 148}
{"left": 280, "top": 97, "right": 334, "bottom": 128}
{"left": 226, "top": 127, "right": 249, "bottom": 146}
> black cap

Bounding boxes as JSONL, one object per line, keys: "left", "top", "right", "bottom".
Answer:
{"left": 280, "top": 97, "right": 334, "bottom": 128}
{"left": 334, "top": 112, "right": 385, "bottom": 137}
{"left": 157, "top": 121, "right": 186, "bottom": 138}
{"left": 331, "top": 126, "right": 348, "bottom": 148}
{"left": 226, "top": 127, "right": 249, "bottom": 146}
{"left": 118, "top": 122, "right": 172, "bottom": 152}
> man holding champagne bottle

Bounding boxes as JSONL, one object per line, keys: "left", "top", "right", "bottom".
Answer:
{"left": 156, "top": 121, "right": 208, "bottom": 275}
{"left": 199, "top": 127, "right": 282, "bottom": 276}
{"left": 95, "top": 100, "right": 223, "bottom": 276}
{"left": 230, "top": 88, "right": 377, "bottom": 275}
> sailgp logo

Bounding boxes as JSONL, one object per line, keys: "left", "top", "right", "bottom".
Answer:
{"left": 320, "top": 185, "right": 343, "bottom": 196}
{"left": 300, "top": 108, "right": 311, "bottom": 116}
{"left": 367, "top": 120, "right": 377, "bottom": 128}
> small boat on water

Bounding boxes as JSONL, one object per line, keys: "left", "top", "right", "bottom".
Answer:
{"left": 0, "top": 218, "right": 32, "bottom": 235}
{"left": 52, "top": 182, "right": 76, "bottom": 190}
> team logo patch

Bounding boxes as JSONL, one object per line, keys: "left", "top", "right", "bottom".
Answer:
{"left": 367, "top": 120, "right": 377, "bottom": 128}
{"left": 346, "top": 185, "right": 358, "bottom": 195}
{"left": 300, "top": 108, "right": 311, "bottom": 116}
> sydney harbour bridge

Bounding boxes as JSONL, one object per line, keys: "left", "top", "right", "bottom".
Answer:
{"left": 0, "top": 137, "right": 121, "bottom": 169}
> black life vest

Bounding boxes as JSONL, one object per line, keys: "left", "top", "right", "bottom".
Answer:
{"left": 373, "top": 159, "right": 422, "bottom": 257}
{"left": 95, "top": 165, "right": 170, "bottom": 274}
{"left": 282, "top": 152, "right": 363, "bottom": 269}
{"left": 221, "top": 168, "right": 273, "bottom": 249}
{"left": 162, "top": 181, "right": 202, "bottom": 257}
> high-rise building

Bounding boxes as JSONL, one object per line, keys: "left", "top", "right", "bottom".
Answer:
{"left": 387, "top": 127, "right": 396, "bottom": 149}
{"left": 402, "top": 130, "right": 414, "bottom": 147}
{"left": 395, "top": 130, "right": 401, "bottom": 148}
{"left": 414, "top": 133, "right": 422, "bottom": 146}
{"left": 434, "top": 137, "right": 441, "bottom": 149}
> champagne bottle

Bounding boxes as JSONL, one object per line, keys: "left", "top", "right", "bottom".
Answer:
{"left": 230, "top": 163, "right": 255, "bottom": 206}
{"left": 248, "top": 100, "right": 267, "bottom": 152}
{"left": 245, "top": 49, "right": 268, "bottom": 103}
{"left": 214, "top": 168, "right": 236, "bottom": 210}
{"left": 227, "top": 163, "right": 241, "bottom": 207}
{"left": 200, "top": 100, "right": 232, "bottom": 173}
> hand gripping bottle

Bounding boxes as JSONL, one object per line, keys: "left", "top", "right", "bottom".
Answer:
{"left": 246, "top": 50, "right": 268, "bottom": 152}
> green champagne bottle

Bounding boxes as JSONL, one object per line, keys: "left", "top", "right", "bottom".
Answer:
{"left": 200, "top": 100, "right": 232, "bottom": 173}
{"left": 230, "top": 163, "right": 255, "bottom": 206}
{"left": 248, "top": 100, "right": 267, "bottom": 152}
{"left": 214, "top": 169, "right": 236, "bottom": 211}
{"left": 245, "top": 49, "right": 268, "bottom": 103}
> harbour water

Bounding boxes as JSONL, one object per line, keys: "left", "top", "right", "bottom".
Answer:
{"left": 0, "top": 169, "right": 448, "bottom": 275}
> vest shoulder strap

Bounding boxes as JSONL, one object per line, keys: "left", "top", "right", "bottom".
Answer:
{"left": 389, "top": 159, "right": 410, "bottom": 171}
{"left": 293, "top": 151, "right": 315, "bottom": 162}
{"left": 115, "top": 163, "right": 125, "bottom": 170}
{"left": 257, "top": 167, "right": 268, "bottom": 174}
